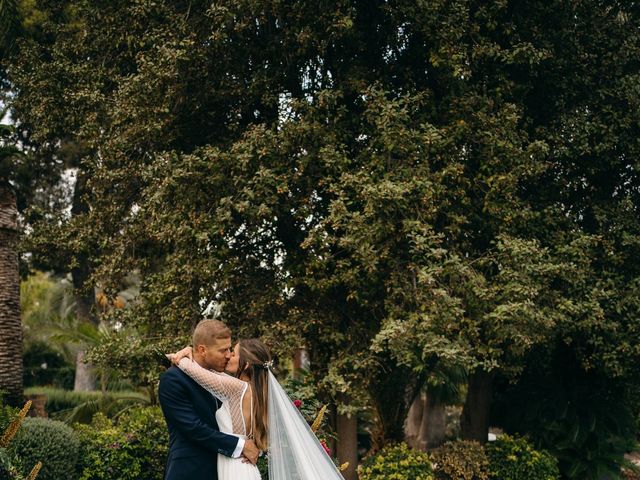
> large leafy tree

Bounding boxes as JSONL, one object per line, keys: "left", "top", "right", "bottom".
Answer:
{"left": 3, "top": 2, "right": 640, "bottom": 471}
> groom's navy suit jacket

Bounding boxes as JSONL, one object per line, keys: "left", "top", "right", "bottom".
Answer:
{"left": 159, "top": 366, "right": 239, "bottom": 480}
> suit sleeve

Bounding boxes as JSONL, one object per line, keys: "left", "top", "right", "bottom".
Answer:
{"left": 159, "top": 369, "right": 240, "bottom": 457}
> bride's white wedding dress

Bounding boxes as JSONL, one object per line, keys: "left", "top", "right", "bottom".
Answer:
{"left": 216, "top": 398, "right": 261, "bottom": 480}
{"left": 177, "top": 358, "right": 261, "bottom": 480}
{"left": 177, "top": 357, "right": 345, "bottom": 480}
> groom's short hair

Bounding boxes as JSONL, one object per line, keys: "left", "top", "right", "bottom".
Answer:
{"left": 192, "top": 319, "right": 231, "bottom": 347}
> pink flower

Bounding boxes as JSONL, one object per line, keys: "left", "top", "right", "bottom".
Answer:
{"left": 320, "top": 440, "right": 331, "bottom": 456}
{"left": 293, "top": 399, "right": 303, "bottom": 409}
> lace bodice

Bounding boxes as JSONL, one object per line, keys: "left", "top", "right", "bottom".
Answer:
{"left": 177, "top": 358, "right": 250, "bottom": 436}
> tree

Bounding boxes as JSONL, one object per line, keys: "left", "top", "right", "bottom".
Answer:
{"left": 1, "top": 1, "right": 109, "bottom": 391}
{"left": 0, "top": 126, "right": 22, "bottom": 407}
{"left": 3, "top": 1, "right": 640, "bottom": 466}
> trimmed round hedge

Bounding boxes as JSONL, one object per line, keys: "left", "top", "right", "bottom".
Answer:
{"left": 430, "top": 440, "right": 490, "bottom": 480}
{"left": 358, "top": 442, "right": 433, "bottom": 480}
{"left": 486, "top": 435, "right": 560, "bottom": 480}
{"left": 11, "top": 416, "right": 80, "bottom": 480}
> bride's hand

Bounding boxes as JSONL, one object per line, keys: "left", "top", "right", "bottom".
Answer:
{"left": 170, "top": 346, "right": 194, "bottom": 365}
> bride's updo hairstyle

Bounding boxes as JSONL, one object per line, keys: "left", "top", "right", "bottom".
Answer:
{"left": 236, "top": 338, "right": 271, "bottom": 450}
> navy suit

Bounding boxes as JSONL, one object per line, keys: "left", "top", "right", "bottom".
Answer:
{"left": 159, "top": 366, "right": 239, "bottom": 480}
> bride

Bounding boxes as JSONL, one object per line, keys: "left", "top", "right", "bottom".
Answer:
{"left": 169, "top": 338, "right": 344, "bottom": 480}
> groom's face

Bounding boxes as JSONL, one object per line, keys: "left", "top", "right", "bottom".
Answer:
{"left": 201, "top": 337, "right": 233, "bottom": 372}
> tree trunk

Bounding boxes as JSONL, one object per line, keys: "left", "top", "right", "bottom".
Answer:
{"left": 404, "top": 392, "right": 425, "bottom": 449}
{"left": 337, "top": 410, "right": 358, "bottom": 480}
{"left": 405, "top": 392, "right": 447, "bottom": 450}
{"left": 73, "top": 351, "right": 96, "bottom": 391}
{"left": 293, "top": 348, "right": 310, "bottom": 379}
{"left": 460, "top": 369, "right": 493, "bottom": 444}
{"left": 421, "top": 394, "right": 446, "bottom": 449}
{"left": 0, "top": 183, "right": 23, "bottom": 407}
{"left": 71, "top": 170, "right": 97, "bottom": 391}
{"left": 369, "top": 360, "right": 425, "bottom": 449}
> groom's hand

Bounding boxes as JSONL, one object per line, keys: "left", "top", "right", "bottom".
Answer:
{"left": 241, "top": 439, "right": 259, "bottom": 465}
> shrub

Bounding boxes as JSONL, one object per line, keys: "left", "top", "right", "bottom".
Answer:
{"left": 430, "top": 440, "right": 489, "bottom": 480}
{"left": 280, "top": 371, "right": 339, "bottom": 474}
{"left": 75, "top": 413, "right": 141, "bottom": 480}
{"left": 0, "top": 400, "right": 32, "bottom": 480}
{"left": 0, "top": 402, "right": 18, "bottom": 433}
{"left": 358, "top": 443, "right": 433, "bottom": 480}
{"left": 492, "top": 348, "right": 637, "bottom": 479}
{"left": 24, "top": 387, "right": 148, "bottom": 422}
{"left": 75, "top": 407, "right": 168, "bottom": 480}
{"left": 486, "top": 435, "right": 560, "bottom": 480}
{"left": 117, "top": 406, "right": 169, "bottom": 477}
{"left": 281, "top": 371, "right": 324, "bottom": 426}
{"left": 11, "top": 416, "right": 79, "bottom": 480}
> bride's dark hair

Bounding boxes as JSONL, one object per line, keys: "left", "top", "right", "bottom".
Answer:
{"left": 235, "top": 338, "right": 271, "bottom": 450}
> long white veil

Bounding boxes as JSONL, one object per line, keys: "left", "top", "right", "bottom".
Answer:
{"left": 267, "top": 370, "right": 345, "bottom": 480}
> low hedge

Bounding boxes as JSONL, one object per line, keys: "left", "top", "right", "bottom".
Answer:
{"left": 358, "top": 443, "right": 433, "bottom": 480}
{"left": 356, "top": 438, "right": 563, "bottom": 480}
{"left": 24, "top": 387, "right": 148, "bottom": 419}
{"left": 486, "top": 434, "right": 560, "bottom": 480}
{"left": 23, "top": 341, "right": 75, "bottom": 390}
{"left": 430, "top": 440, "right": 490, "bottom": 480}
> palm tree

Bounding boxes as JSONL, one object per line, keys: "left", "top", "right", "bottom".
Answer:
{"left": 0, "top": 126, "right": 22, "bottom": 406}
{"left": 1, "top": 0, "right": 26, "bottom": 405}
{"left": 0, "top": 0, "right": 21, "bottom": 54}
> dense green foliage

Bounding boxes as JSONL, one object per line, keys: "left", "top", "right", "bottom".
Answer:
{"left": 492, "top": 347, "right": 638, "bottom": 479}
{"left": 430, "top": 440, "right": 489, "bottom": 480}
{"left": 430, "top": 438, "right": 559, "bottom": 480}
{"left": 11, "top": 416, "right": 79, "bottom": 480}
{"left": 75, "top": 414, "right": 141, "bottom": 480}
{"left": 2, "top": 0, "right": 639, "bottom": 469}
{"left": 0, "top": 399, "right": 21, "bottom": 479}
{"left": 358, "top": 443, "right": 433, "bottom": 480}
{"left": 0, "top": 398, "right": 17, "bottom": 433}
{"left": 486, "top": 435, "right": 559, "bottom": 480}
{"left": 281, "top": 371, "right": 325, "bottom": 426}
{"left": 74, "top": 407, "right": 168, "bottom": 480}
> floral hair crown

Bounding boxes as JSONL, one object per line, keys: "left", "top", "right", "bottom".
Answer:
{"left": 263, "top": 360, "right": 274, "bottom": 370}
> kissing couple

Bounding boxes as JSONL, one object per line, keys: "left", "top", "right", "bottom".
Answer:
{"left": 159, "top": 319, "right": 345, "bottom": 480}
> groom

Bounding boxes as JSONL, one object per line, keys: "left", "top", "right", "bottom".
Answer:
{"left": 159, "top": 319, "right": 260, "bottom": 480}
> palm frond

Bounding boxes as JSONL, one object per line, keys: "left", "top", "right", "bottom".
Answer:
{"left": 0, "top": 0, "right": 22, "bottom": 51}
{"left": 53, "top": 395, "right": 149, "bottom": 425}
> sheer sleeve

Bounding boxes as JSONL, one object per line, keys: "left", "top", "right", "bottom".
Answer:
{"left": 177, "top": 358, "right": 249, "bottom": 435}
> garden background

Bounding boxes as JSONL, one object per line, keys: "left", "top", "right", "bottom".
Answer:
{"left": 0, "top": 1, "right": 639, "bottom": 479}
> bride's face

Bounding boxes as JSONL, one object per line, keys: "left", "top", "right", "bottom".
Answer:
{"left": 226, "top": 343, "right": 241, "bottom": 374}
